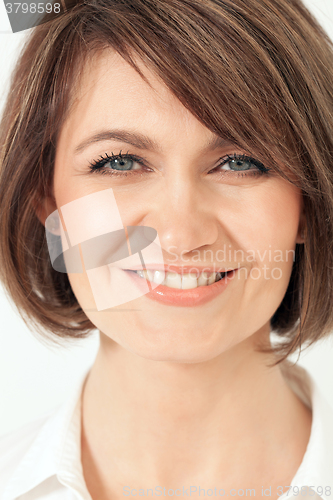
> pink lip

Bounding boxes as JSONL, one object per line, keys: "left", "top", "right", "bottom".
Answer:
{"left": 123, "top": 268, "right": 240, "bottom": 307}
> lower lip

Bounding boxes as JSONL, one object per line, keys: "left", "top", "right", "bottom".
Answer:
{"left": 123, "top": 269, "right": 239, "bottom": 307}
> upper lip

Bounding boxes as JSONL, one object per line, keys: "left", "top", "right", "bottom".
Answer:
{"left": 121, "top": 265, "right": 239, "bottom": 276}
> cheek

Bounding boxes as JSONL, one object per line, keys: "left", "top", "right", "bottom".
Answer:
{"left": 218, "top": 181, "right": 302, "bottom": 256}
{"left": 53, "top": 187, "right": 126, "bottom": 312}
{"left": 259, "top": 185, "right": 301, "bottom": 249}
{"left": 241, "top": 183, "right": 301, "bottom": 298}
{"left": 55, "top": 187, "right": 165, "bottom": 314}
{"left": 67, "top": 271, "right": 96, "bottom": 311}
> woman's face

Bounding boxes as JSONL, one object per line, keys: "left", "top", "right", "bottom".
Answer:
{"left": 47, "top": 49, "right": 305, "bottom": 363}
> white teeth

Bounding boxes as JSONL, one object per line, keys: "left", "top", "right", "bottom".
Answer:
{"left": 197, "top": 271, "right": 209, "bottom": 286}
{"left": 153, "top": 270, "right": 165, "bottom": 285}
{"left": 143, "top": 269, "right": 153, "bottom": 281}
{"left": 207, "top": 272, "right": 216, "bottom": 285}
{"left": 165, "top": 271, "right": 182, "bottom": 288}
{"left": 181, "top": 272, "right": 199, "bottom": 289}
{"left": 132, "top": 269, "right": 226, "bottom": 289}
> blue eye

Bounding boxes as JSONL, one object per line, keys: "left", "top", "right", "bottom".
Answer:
{"left": 108, "top": 157, "right": 135, "bottom": 170}
{"left": 225, "top": 159, "right": 253, "bottom": 170}
{"left": 216, "top": 154, "right": 269, "bottom": 177}
{"left": 88, "top": 150, "right": 147, "bottom": 174}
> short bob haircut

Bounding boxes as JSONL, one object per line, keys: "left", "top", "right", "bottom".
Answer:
{"left": 0, "top": 0, "right": 333, "bottom": 364}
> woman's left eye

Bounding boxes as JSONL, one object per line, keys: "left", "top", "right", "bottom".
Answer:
{"left": 214, "top": 154, "right": 269, "bottom": 176}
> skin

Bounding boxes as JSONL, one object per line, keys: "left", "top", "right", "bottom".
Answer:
{"left": 38, "top": 49, "right": 311, "bottom": 499}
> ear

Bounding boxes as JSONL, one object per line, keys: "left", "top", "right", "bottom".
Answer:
{"left": 295, "top": 197, "right": 306, "bottom": 244}
{"left": 33, "top": 194, "right": 59, "bottom": 233}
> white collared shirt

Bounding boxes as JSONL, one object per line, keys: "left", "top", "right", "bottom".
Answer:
{"left": 0, "top": 360, "right": 333, "bottom": 500}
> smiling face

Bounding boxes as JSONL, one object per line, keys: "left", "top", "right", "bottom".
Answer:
{"left": 43, "top": 48, "right": 305, "bottom": 363}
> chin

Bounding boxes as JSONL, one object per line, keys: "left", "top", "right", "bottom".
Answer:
{"left": 111, "top": 326, "right": 230, "bottom": 364}
{"left": 127, "top": 345, "right": 223, "bottom": 364}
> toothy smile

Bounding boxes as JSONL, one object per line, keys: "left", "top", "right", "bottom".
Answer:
{"left": 125, "top": 269, "right": 235, "bottom": 289}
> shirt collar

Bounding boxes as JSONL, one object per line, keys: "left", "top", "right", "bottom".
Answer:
{"left": 3, "top": 361, "right": 333, "bottom": 500}
{"left": 3, "top": 365, "right": 93, "bottom": 500}
{"left": 280, "top": 360, "right": 333, "bottom": 497}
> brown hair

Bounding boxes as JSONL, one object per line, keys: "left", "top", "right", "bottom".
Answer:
{"left": 0, "top": 0, "right": 333, "bottom": 363}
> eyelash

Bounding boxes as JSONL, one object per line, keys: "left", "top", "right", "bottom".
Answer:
{"left": 87, "top": 150, "right": 270, "bottom": 178}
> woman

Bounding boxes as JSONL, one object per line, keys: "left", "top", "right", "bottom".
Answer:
{"left": 0, "top": 0, "right": 333, "bottom": 498}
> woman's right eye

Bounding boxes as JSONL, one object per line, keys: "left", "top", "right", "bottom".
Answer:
{"left": 88, "top": 151, "right": 148, "bottom": 176}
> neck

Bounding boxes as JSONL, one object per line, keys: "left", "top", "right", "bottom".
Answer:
{"left": 81, "top": 327, "right": 311, "bottom": 489}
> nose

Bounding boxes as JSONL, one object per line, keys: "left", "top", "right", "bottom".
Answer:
{"left": 144, "top": 173, "right": 219, "bottom": 259}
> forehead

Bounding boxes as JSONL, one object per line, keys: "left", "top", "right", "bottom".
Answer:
{"left": 58, "top": 48, "right": 213, "bottom": 151}
{"left": 77, "top": 49, "right": 173, "bottom": 109}
{"left": 56, "top": 49, "right": 220, "bottom": 164}
{"left": 54, "top": 46, "right": 296, "bottom": 187}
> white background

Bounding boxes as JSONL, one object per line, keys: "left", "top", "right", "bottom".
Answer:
{"left": 0, "top": 0, "right": 333, "bottom": 437}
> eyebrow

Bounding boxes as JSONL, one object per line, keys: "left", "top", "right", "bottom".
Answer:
{"left": 74, "top": 129, "right": 231, "bottom": 155}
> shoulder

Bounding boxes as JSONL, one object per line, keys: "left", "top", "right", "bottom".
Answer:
{"left": 0, "top": 411, "right": 54, "bottom": 495}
